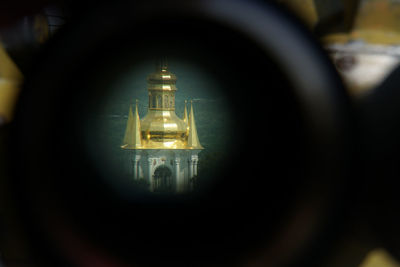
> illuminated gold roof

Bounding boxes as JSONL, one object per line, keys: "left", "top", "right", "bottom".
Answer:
{"left": 183, "top": 100, "right": 188, "bottom": 124}
{"left": 187, "top": 101, "right": 203, "bottom": 149}
{"left": 146, "top": 60, "right": 177, "bottom": 92}
{"left": 121, "top": 101, "right": 142, "bottom": 149}
{"left": 121, "top": 60, "right": 203, "bottom": 150}
{"left": 140, "top": 109, "right": 188, "bottom": 149}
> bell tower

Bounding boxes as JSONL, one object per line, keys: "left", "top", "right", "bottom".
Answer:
{"left": 147, "top": 58, "right": 176, "bottom": 111}
{"left": 121, "top": 60, "right": 203, "bottom": 193}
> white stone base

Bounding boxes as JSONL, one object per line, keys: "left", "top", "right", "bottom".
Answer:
{"left": 124, "top": 149, "right": 201, "bottom": 193}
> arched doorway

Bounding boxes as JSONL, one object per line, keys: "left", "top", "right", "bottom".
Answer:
{"left": 153, "top": 165, "right": 173, "bottom": 193}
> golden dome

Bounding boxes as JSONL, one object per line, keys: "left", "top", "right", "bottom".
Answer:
{"left": 146, "top": 61, "right": 177, "bottom": 92}
{"left": 121, "top": 59, "right": 202, "bottom": 150}
{"left": 140, "top": 110, "right": 188, "bottom": 149}
{"left": 139, "top": 61, "right": 189, "bottom": 149}
{"left": 147, "top": 70, "right": 177, "bottom": 87}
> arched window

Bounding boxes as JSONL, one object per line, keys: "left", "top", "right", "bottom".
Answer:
{"left": 153, "top": 165, "right": 173, "bottom": 193}
{"left": 169, "top": 94, "right": 174, "bottom": 108}
{"left": 164, "top": 95, "right": 169, "bottom": 108}
{"left": 152, "top": 95, "right": 157, "bottom": 108}
{"left": 157, "top": 95, "right": 162, "bottom": 108}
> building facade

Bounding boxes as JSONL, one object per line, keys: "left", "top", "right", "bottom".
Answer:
{"left": 121, "top": 61, "right": 203, "bottom": 193}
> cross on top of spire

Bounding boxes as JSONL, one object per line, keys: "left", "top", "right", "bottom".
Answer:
{"left": 156, "top": 57, "right": 168, "bottom": 72}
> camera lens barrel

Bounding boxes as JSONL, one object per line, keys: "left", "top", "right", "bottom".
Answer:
{"left": 5, "top": 1, "right": 355, "bottom": 266}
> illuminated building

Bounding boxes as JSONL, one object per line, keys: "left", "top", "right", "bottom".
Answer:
{"left": 121, "top": 60, "right": 203, "bottom": 193}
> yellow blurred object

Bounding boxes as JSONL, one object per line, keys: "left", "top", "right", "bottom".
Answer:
{"left": 33, "top": 14, "right": 50, "bottom": 44}
{"left": 360, "top": 249, "right": 400, "bottom": 267}
{"left": 278, "top": 0, "right": 400, "bottom": 45}
{"left": 0, "top": 42, "right": 23, "bottom": 124}
{"left": 277, "top": 0, "right": 318, "bottom": 28}
{"left": 321, "top": 0, "right": 400, "bottom": 45}
{"left": 351, "top": 0, "right": 400, "bottom": 44}
{"left": 277, "top": 0, "right": 400, "bottom": 95}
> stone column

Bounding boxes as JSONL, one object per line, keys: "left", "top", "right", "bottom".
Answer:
{"left": 189, "top": 159, "right": 194, "bottom": 179}
{"left": 126, "top": 151, "right": 133, "bottom": 175}
{"left": 193, "top": 159, "right": 198, "bottom": 176}
{"left": 193, "top": 158, "right": 199, "bottom": 191}
{"left": 188, "top": 157, "right": 194, "bottom": 191}
{"left": 133, "top": 155, "right": 140, "bottom": 180}
{"left": 189, "top": 155, "right": 199, "bottom": 191}
{"left": 133, "top": 159, "right": 137, "bottom": 180}
{"left": 175, "top": 158, "right": 181, "bottom": 192}
{"left": 148, "top": 158, "right": 154, "bottom": 192}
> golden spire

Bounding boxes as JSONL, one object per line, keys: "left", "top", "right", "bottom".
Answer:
{"left": 187, "top": 100, "right": 203, "bottom": 149}
{"left": 121, "top": 100, "right": 142, "bottom": 149}
{"left": 156, "top": 56, "right": 168, "bottom": 72}
{"left": 140, "top": 60, "right": 188, "bottom": 149}
{"left": 183, "top": 100, "right": 188, "bottom": 124}
{"left": 146, "top": 59, "right": 177, "bottom": 102}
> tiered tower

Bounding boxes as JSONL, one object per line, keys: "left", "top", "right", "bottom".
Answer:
{"left": 121, "top": 60, "right": 203, "bottom": 193}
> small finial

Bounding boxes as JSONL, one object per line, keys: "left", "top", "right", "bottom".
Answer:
{"left": 135, "top": 99, "right": 139, "bottom": 106}
{"left": 156, "top": 57, "right": 168, "bottom": 72}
